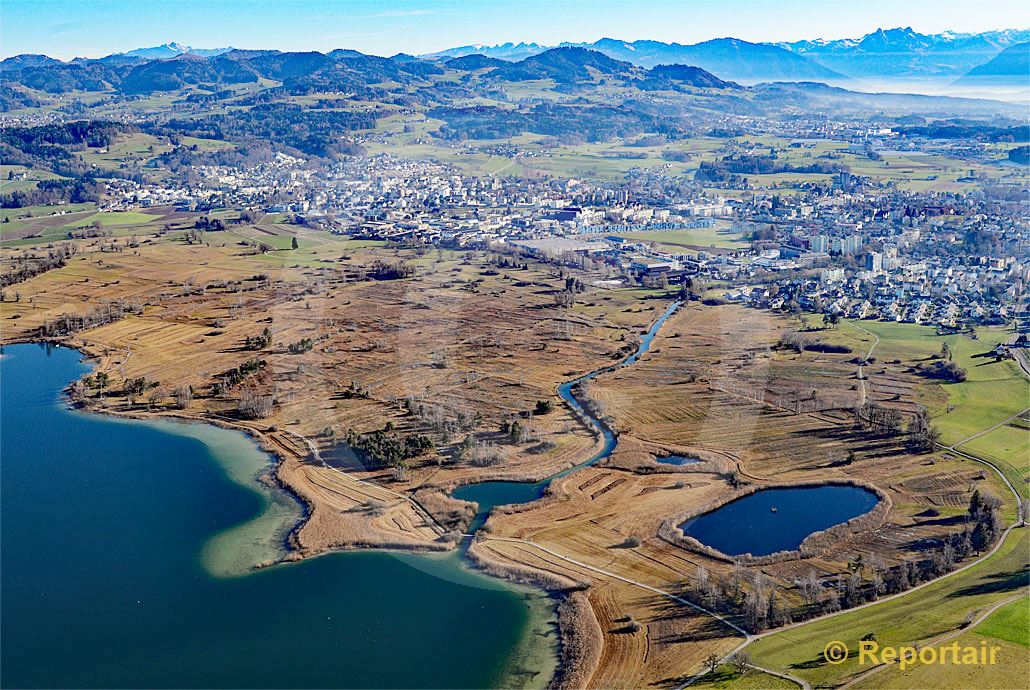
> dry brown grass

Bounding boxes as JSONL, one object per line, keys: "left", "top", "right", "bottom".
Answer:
{"left": 4, "top": 232, "right": 1005, "bottom": 687}
{"left": 0, "top": 230, "right": 657, "bottom": 557}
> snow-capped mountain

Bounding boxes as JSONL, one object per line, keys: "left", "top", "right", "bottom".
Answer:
{"left": 120, "top": 43, "right": 233, "bottom": 60}
{"left": 778, "top": 27, "right": 1030, "bottom": 78}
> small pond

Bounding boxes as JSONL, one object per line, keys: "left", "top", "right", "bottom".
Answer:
{"left": 679, "top": 485, "right": 879, "bottom": 557}
{"left": 655, "top": 455, "right": 701, "bottom": 466}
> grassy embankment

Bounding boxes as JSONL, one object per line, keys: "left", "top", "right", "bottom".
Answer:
{"left": 747, "top": 528, "right": 1028, "bottom": 689}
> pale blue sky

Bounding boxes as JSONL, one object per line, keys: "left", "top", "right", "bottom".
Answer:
{"left": 3, "top": 0, "right": 1029, "bottom": 60}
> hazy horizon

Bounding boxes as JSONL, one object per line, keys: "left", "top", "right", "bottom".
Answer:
{"left": 3, "top": 0, "right": 1029, "bottom": 61}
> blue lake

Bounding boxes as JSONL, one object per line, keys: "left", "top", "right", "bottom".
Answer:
{"left": 0, "top": 343, "right": 555, "bottom": 688}
{"left": 679, "top": 485, "right": 880, "bottom": 557}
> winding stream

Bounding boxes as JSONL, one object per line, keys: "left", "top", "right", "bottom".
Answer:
{"left": 454, "top": 299, "right": 682, "bottom": 530}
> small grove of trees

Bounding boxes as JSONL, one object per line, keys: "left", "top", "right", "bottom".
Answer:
{"left": 534, "top": 399, "right": 554, "bottom": 415}
{"left": 344, "top": 422, "right": 434, "bottom": 469}
{"left": 244, "top": 327, "right": 272, "bottom": 351}
{"left": 287, "top": 337, "right": 314, "bottom": 354}
{"left": 778, "top": 331, "right": 810, "bottom": 353}
{"left": 83, "top": 371, "right": 111, "bottom": 396}
{"left": 174, "top": 385, "right": 193, "bottom": 409}
{"left": 212, "top": 358, "right": 266, "bottom": 395}
{"left": 237, "top": 389, "right": 274, "bottom": 419}
{"left": 918, "top": 359, "right": 967, "bottom": 383}
{"left": 499, "top": 419, "right": 529, "bottom": 444}
{"left": 967, "top": 489, "right": 1004, "bottom": 555}
{"left": 905, "top": 409, "right": 941, "bottom": 453}
{"left": 554, "top": 287, "right": 576, "bottom": 308}
{"left": 856, "top": 401, "right": 903, "bottom": 434}
{"left": 194, "top": 216, "right": 225, "bottom": 231}
{"left": 779, "top": 330, "right": 851, "bottom": 354}
{"left": 367, "top": 260, "right": 414, "bottom": 280}
{"left": 1, "top": 244, "right": 74, "bottom": 288}
{"left": 123, "top": 376, "right": 158, "bottom": 404}
{"left": 38, "top": 300, "right": 140, "bottom": 337}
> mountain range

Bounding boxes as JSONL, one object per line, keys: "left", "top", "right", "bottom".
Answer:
{"left": 2, "top": 27, "right": 1026, "bottom": 101}
{"left": 426, "top": 28, "right": 1030, "bottom": 84}
{"left": 120, "top": 43, "right": 234, "bottom": 60}
{"left": 778, "top": 27, "right": 1030, "bottom": 79}
{"left": 428, "top": 37, "right": 842, "bottom": 83}
{"left": 0, "top": 46, "right": 738, "bottom": 98}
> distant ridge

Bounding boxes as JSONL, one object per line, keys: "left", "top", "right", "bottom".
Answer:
{"left": 425, "top": 37, "right": 842, "bottom": 83}
{"left": 778, "top": 26, "right": 1030, "bottom": 79}
{"left": 954, "top": 42, "right": 1030, "bottom": 87}
{"left": 425, "top": 28, "right": 1030, "bottom": 83}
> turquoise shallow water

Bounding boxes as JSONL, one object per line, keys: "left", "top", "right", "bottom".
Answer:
{"left": 0, "top": 343, "right": 553, "bottom": 689}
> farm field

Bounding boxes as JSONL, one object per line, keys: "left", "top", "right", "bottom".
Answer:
{"left": 830, "top": 320, "right": 1029, "bottom": 495}
{"left": 959, "top": 419, "right": 1030, "bottom": 498}
{"left": 834, "top": 320, "right": 1027, "bottom": 428}
{"left": 0, "top": 205, "right": 189, "bottom": 246}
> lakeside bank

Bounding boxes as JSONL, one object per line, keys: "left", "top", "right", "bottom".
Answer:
{"left": 0, "top": 342, "right": 559, "bottom": 689}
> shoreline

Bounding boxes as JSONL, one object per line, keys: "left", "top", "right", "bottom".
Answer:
{"left": 2, "top": 303, "right": 685, "bottom": 690}
{"left": 5, "top": 338, "right": 566, "bottom": 690}
{"left": 2, "top": 298, "right": 680, "bottom": 689}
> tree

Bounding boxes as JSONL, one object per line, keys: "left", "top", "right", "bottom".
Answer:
{"left": 237, "top": 389, "right": 273, "bottom": 419}
{"left": 968, "top": 489, "right": 984, "bottom": 519}
{"left": 906, "top": 409, "right": 940, "bottom": 452}
{"left": 291, "top": 236, "right": 299, "bottom": 250}
{"left": 730, "top": 652, "right": 751, "bottom": 674}
{"left": 174, "top": 385, "right": 193, "bottom": 409}
{"left": 534, "top": 399, "right": 554, "bottom": 415}
{"left": 704, "top": 654, "right": 720, "bottom": 674}
{"left": 93, "top": 371, "right": 110, "bottom": 396}
{"left": 971, "top": 520, "right": 991, "bottom": 555}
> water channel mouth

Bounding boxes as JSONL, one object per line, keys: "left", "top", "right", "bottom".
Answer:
{"left": 453, "top": 299, "right": 682, "bottom": 529}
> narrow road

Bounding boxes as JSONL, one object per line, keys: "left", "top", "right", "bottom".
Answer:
{"left": 848, "top": 322, "right": 880, "bottom": 407}
{"left": 480, "top": 535, "right": 750, "bottom": 638}
{"left": 478, "top": 536, "right": 816, "bottom": 690}
{"left": 746, "top": 663, "right": 811, "bottom": 690}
